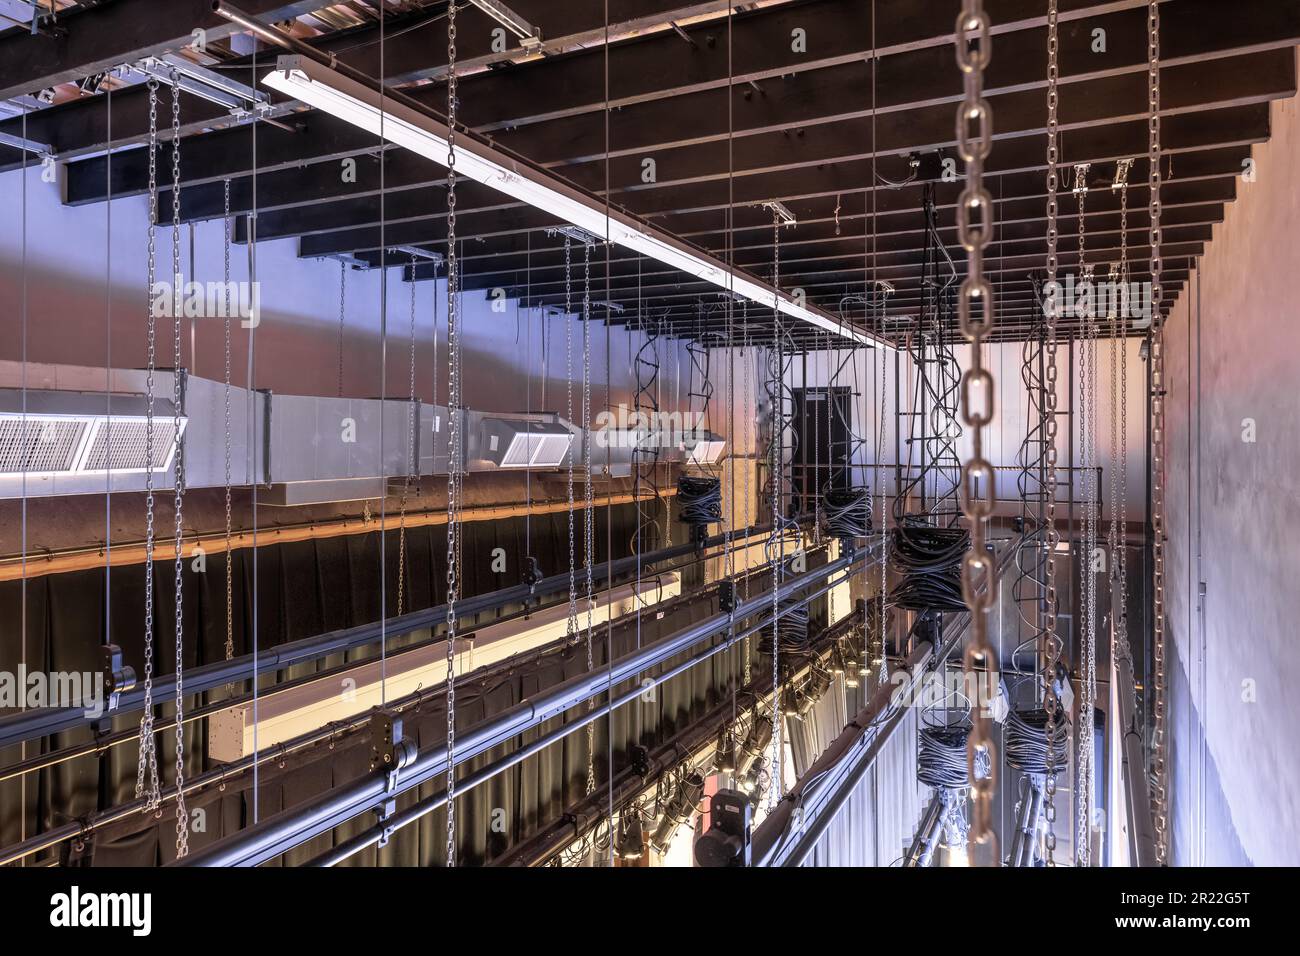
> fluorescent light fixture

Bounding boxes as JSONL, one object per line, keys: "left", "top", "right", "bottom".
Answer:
{"left": 261, "top": 56, "right": 892, "bottom": 350}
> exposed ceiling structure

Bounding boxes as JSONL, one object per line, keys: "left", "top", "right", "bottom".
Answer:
{"left": 3, "top": 0, "right": 1295, "bottom": 345}
{"left": 2, "top": 0, "right": 1300, "bottom": 890}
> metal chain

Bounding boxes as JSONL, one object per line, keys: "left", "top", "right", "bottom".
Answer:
{"left": 1115, "top": 170, "right": 1133, "bottom": 676}
{"left": 582, "top": 242, "right": 597, "bottom": 796}
{"left": 954, "top": 0, "right": 998, "bottom": 853}
{"left": 1041, "top": 0, "right": 1064, "bottom": 866}
{"left": 223, "top": 181, "right": 234, "bottom": 665}
{"left": 337, "top": 261, "right": 346, "bottom": 398}
{"left": 1074, "top": 165, "right": 1097, "bottom": 866}
{"left": 397, "top": 255, "right": 418, "bottom": 618}
{"left": 768, "top": 212, "right": 785, "bottom": 807}
{"left": 563, "top": 239, "right": 579, "bottom": 645}
{"left": 1147, "top": 0, "right": 1169, "bottom": 864}
{"left": 135, "top": 77, "right": 161, "bottom": 813}
{"left": 444, "top": 0, "right": 460, "bottom": 868}
{"left": 169, "top": 71, "right": 190, "bottom": 859}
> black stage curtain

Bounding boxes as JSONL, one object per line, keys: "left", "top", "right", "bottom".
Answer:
{"left": 0, "top": 504, "right": 660, "bottom": 863}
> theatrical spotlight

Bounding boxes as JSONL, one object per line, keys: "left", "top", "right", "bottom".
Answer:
{"left": 650, "top": 770, "right": 706, "bottom": 854}
{"left": 615, "top": 810, "right": 646, "bottom": 861}
{"left": 715, "top": 723, "right": 738, "bottom": 774}
{"left": 736, "top": 714, "right": 773, "bottom": 777}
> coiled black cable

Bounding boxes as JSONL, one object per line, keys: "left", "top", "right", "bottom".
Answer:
{"left": 822, "top": 487, "right": 872, "bottom": 539}
{"left": 676, "top": 474, "right": 723, "bottom": 526}
{"left": 917, "top": 725, "right": 971, "bottom": 789}
{"left": 888, "top": 519, "right": 969, "bottom": 612}
{"left": 757, "top": 600, "right": 810, "bottom": 657}
{"left": 1004, "top": 708, "right": 1068, "bottom": 775}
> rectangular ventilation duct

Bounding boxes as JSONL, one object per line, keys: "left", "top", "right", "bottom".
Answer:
{"left": 0, "top": 389, "right": 185, "bottom": 479}
{"left": 476, "top": 417, "right": 574, "bottom": 469}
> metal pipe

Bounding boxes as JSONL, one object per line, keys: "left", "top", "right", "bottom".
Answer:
{"left": 903, "top": 794, "right": 945, "bottom": 867}
{"left": 178, "top": 551, "right": 859, "bottom": 866}
{"left": 0, "top": 520, "right": 783, "bottom": 750}
{"left": 1009, "top": 778, "right": 1045, "bottom": 867}
{"left": 751, "top": 539, "right": 1017, "bottom": 867}
{"left": 1116, "top": 648, "right": 1158, "bottom": 866}
{"left": 307, "top": 565, "right": 862, "bottom": 867}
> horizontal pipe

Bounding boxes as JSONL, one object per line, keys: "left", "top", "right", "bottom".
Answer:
{"left": 0, "top": 519, "right": 782, "bottom": 751}
{"left": 308, "top": 561, "right": 868, "bottom": 866}
{"left": 494, "top": 603, "right": 873, "bottom": 867}
{"left": 179, "top": 550, "right": 857, "bottom": 867}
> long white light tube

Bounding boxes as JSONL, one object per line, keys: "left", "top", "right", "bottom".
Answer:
{"left": 262, "top": 55, "right": 891, "bottom": 349}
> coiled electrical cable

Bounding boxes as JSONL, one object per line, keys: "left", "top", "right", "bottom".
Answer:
{"left": 757, "top": 600, "right": 810, "bottom": 657}
{"left": 676, "top": 474, "right": 723, "bottom": 526}
{"left": 888, "top": 519, "right": 969, "bottom": 612}
{"left": 1005, "top": 708, "right": 1068, "bottom": 775}
{"left": 917, "top": 725, "right": 971, "bottom": 789}
{"left": 822, "top": 487, "right": 872, "bottom": 539}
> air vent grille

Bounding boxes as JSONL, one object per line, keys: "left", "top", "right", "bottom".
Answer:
{"left": 0, "top": 417, "right": 88, "bottom": 474}
{"left": 82, "top": 419, "right": 180, "bottom": 471}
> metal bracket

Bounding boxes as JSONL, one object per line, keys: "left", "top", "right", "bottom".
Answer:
{"left": 467, "top": 0, "right": 543, "bottom": 50}
{"left": 1112, "top": 157, "right": 1135, "bottom": 191}
{"left": 1072, "top": 162, "right": 1092, "bottom": 195}
{"left": 390, "top": 245, "right": 444, "bottom": 266}
{"left": 760, "top": 200, "right": 797, "bottom": 226}
{"left": 547, "top": 224, "right": 600, "bottom": 248}
{"left": 101, "top": 643, "right": 136, "bottom": 715}
{"left": 718, "top": 579, "right": 736, "bottom": 615}
{"left": 368, "top": 709, "right": 417, "bottom": 848}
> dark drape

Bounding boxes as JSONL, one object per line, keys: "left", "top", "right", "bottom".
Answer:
{"left": 0, "top": 504, "right": 649, "bottom": 862}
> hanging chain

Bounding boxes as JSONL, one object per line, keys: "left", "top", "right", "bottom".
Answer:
{"left": 768, "top": 212, "right": 785, "bottom": 808}
{"left": 223, "top": 181, "right": 234, "bottom": 665}
{"left": 1041, "top": 0, "right": 1064, "bottom": 866}
{"left": 582, "top": 242, "right": 597, "bottom": 796}
{"left": 444, "top": 0, "right": 460, "bottom": 868}
{"left": 1114, "top": 166, "right": 1134, "bottom": 677}
{"left": 1147, "top": 0, "right": 1169, "bottom": 864}
{"left": 397, "top": 256, "right": 418, "bottom": 618}
{"left": 954, "top": 0, "right": 998, "bottom": 853}
{"left": 135, "top": 77, "right": 162, "bottom": 813}
{"left": 337, "top": 261, "right": 346, "bottom": 398}
{"left": 169, "top": 71, "right": 190, "bottom": 859}
{"left": 563, "top": 239, "right": 579, "bottom": 645}
{"left": 1074, "top": 164, "right": 1097, "bottom": 866}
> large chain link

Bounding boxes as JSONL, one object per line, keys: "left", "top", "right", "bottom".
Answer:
{"left": 582, "top": 242, "right": 597, "bottom": 796}
{"left": 954, "top": 0, "right": 998, "bottom": 853}
{"left": 444, "top": 0, "right": 460, "bottom": 868}
{"left": 135, "top": 77, "right": 161, "bottom": 812}
{"left": 169, "top": 72, "right": 190, "bottom": 859}
{"left": 1041, "top": 0, "right": 1064, "bottom": 866}
{"left": 223, "top": 180, "right": 234, "bottom": 666}
{"left": 1147, "top": 0, "right": 1169, "bottom": 864}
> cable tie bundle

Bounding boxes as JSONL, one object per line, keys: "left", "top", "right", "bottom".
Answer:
{"left": 917, "top": 724, "right": 971, "bottom": 790}
{"left": 821, "top": 487, "right": 872, "bottom": 540}
{"left": 888, "top": 518, "right": 969, "bottom": 612}
{"left": 676, "top": 474, "right": 723, "bottom": 526}
{"left": 1004, "top": 707, "right": 1069, "bottom": 776}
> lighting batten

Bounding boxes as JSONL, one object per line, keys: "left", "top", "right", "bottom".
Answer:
{"left": 261, "top": 56, "right": 891, "bottom": 350}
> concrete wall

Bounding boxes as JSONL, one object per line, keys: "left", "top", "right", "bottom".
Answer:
{"left": 1164, "top": 91, "right": 1300, "bottom": 867}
